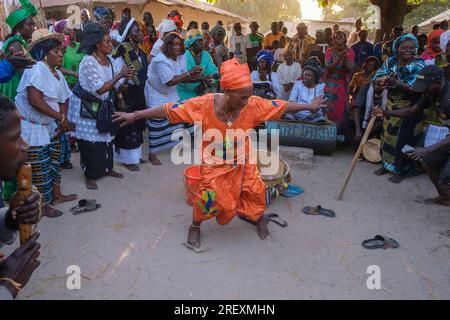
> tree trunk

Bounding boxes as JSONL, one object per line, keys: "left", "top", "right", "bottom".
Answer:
{"left": 371, "top": 0, "right": 413, "bottom": 43}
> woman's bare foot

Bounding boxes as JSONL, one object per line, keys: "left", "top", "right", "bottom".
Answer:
{"left": 374, "top": 167, "right": 387, "bottom": 176}
{"left": 256, "top": 217, "right": 270, "bottom": 240}
{"left": 51, "top": 193, "right": 77, "bottom": 205}
{"left": 435, "top": 197, "right": 450, "bottom": 207}
{"left": 148, "top": 153, "right": 162, "bottom": 166}
{"left": 389, "top": 174, "right": 405, "bottom": 184}
{"left": 187, "top": 224, "right": 201, "bottom": 248}
{"left": 106, "top": 170, "right": 124, "bottom": 179}
{"left": 42, "top": 204, "right": 63, "bottom": 218}
{"left": 85, "top": 178, "right": 98, "bottom": 190}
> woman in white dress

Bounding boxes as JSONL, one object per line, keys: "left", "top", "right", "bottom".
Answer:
{"left": 68, "top": 23, "right": 133, "bottom": 190}
{"left": 145, "top": 32, "right": 203, "bottom": 165}
{"left": 251, "top": 49, "right": 281, "bottom": 99}
{"left": 15, "top": 29, "right": 77, "bottom": 217}
{"left": 285, "top": 57, "right": 327, "bottom": 122}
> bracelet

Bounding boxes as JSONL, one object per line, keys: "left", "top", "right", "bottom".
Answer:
{"left": 0, "top": 278, "right": 22, "bottom": 291}
{"left": 58, "top": 114, "right": 65, "bottom": 124}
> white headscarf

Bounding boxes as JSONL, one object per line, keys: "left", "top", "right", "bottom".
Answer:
{"left": 157, "top": 19, "right": 177, "bottom": 35}
{"left": 440, "top": 30, "right": 450, "bottom": 52}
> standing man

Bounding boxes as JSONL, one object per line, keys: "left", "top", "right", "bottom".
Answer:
{"left": 411, "top": 25, "right": 419, "bottom": 38}
{"left": 382, "top": 26, "right": 404, "bottom": 61}
{"left": 0, "top": 96, "right": 42, "bottom": 299}
{"left": 290, "top": 22, "right": 315, "bottom": 66}
{"left": 247, "top": 21, "right": 264, "bottom": 69}
{"left": 229, "top": 22, "right": 252, "bottom": 64}
{"left": 263, "top": 22, "right": 284, "bottom": 49}
{"left": 348, "top": 18, "right": 363, "bottom": 46}
{"left": 351, "top": 30, "right": 374, "bottom": 72}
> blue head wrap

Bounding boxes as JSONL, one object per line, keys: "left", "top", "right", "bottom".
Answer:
{"left": 93, "top": 6, "right": 109, "bottom": 22}
{"left": 392, "top": 33, "right": 418, "bottom": 55}
{"left": 256, "top": 49, "right": 274, "bottom": 66}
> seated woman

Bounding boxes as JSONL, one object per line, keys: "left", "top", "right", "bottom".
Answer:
{"left": 113, "top": 58, "right": 325, "bottom": 251}
{"left": 251, "top": 49, "right": 281, "bottom": 99}
{"left": 177, "top": 29, "right": 218, "bottom": 101}
{"left": 284, "top": 57, "right": 326, "bottom": 122}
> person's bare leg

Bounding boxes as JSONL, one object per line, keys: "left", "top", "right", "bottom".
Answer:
{"left": 51, "top": 184, "right": 77, "bottom": 205}
{"left": 148, "top": 153, "right": 162, "bottom": 166}
{"left": 42, "top": 204, "right": 63, "bottom": 218}
{"left": 389, "top": 173, "right": 405, "bottom": 184}
{"left": 256, "top": 216, "right": 269, "bottom": 240}
{"left": 435, "top": 180, "right": 450, "bottom": 206}
{"left": 187, "top": 221, "right": 201, "bottom": 248}
{"left": 374, "top": 167, "right": 388, "bottom": 176}
{"left": 421, "top": 161, "right": 446, "bottom": 197}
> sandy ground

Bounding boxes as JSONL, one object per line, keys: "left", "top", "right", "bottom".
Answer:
{"left": 5, "top": 147, "right": 450, "bottom": 300}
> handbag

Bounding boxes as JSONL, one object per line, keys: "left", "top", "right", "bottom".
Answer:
{"left": 96, "top": 58, "right": 119, "bottom": 135}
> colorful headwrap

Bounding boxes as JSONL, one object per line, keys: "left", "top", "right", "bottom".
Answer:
{"left": 93, "top": 6, "right": 109, "bottom": 22}
{"left": 30, "top": 38, "right": 62, "bottom": 61}
{"left": 54, "top": 20, "right": 68, "bottom": 34}
{"left": 426, "top": 29, "right": 445, "bottom": 57}
{"left": 441, "top": 30, "right": 450, "bottom": 52}
{"left": 220, "top": 58, "right": 252, "bottom": 90}
{"left": 6, "top": 0, "right": 38, "bottom": 30}
{"left": 256, "top": 49, "right": 274, "bottom": 66}
{"left": 185, "top": 29, "right": 202, "bottom": 49}
{"left": 392, "top": 33, "right": 418, "bottom": 55}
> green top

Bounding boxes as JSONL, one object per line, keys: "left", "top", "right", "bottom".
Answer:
{"left": 62, "top": 42, "right": 85, "bottom": 86}
{"left": 0, "top": 35, "right": 28, "bottom": 100}
{"left": 177, "top": 50, "right": 218, "bottom": 101}
{"left": 248, "top": 33, "right": 264, "bottom": 48}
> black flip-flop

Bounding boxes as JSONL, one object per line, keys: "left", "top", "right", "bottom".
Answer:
{"left": 303, "top": 205, "right": 336, "bottom": 218}
{"left": 238, "top": 213, "right": 288, "bottom": 228}
{"left": 361, "top": 235, "right": 399, "bottom": 249}
{"left": 70, "top": 199, "right": 101, "bottom": 215}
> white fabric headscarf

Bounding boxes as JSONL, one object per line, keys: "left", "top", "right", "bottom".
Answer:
{"left": 440, "top": 30, "right": 450, "bottom": 52}
{"left": 157, "top": 19, "right": 177, "bottom": 35}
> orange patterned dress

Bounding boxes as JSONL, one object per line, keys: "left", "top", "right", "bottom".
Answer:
{"left": 164, "top": 93, "right": 287, "bottom": 224}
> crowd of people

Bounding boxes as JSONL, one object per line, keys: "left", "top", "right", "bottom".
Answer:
{"left": 0, "top": 0, "right": 450, "bottom": 299}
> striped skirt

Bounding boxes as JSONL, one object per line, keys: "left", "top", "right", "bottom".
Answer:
{"left": 27, "top": 139, "right": 62, "bottom": 204}
{"left": 147, "top": 119, "right": 185, "bottom": 154}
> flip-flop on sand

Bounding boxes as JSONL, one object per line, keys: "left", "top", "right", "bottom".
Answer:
{"left": 70, "top": 199, "right": 101, "bottom": 215}
{"left": 361, "top": 235, "right": 399, "bottom": 250}
{"left": 238, "top": 213, "right": 288, "bottom": 228}
{"left": 303, "top": 205, "right": 336, "bottom": 218}
{"left": 281, "top": 184, "right": 304, "bottom": 198}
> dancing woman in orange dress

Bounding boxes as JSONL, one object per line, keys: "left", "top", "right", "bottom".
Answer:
{"left": 113, "top": 59, "right": 325, "bottom": 250}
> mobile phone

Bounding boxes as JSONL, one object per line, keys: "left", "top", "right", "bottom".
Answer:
{"left": 401, "top": 144, "right": 415, "bottom": 154}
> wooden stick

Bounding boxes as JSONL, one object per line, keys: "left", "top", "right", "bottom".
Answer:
{"left": 336, "top": 116, "right": 376, "bottom": 201}
{"left": 9, "top": 164, "right": 33, "bottom": 245}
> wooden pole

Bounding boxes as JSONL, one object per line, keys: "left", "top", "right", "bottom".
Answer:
{"left": 9, "top": 163, "right": 33, "bottom": 245}
{"left": 336, "top": 116, "right": 377, "bottom": 201}
{"left": 37, "top": 0, "right": 46, "bottom": 29}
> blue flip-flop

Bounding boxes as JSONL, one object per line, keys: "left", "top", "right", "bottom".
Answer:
{"left": 281, "top": 183, "right": 305, "bottom": 198}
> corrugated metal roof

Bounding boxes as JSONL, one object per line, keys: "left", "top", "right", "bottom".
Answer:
{"left": 29, "top": 0, "right": 250, "bottom": 22}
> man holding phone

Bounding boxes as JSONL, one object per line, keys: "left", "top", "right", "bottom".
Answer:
{"left": 373, "top": 65, "right": 450, "bottom": 206}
